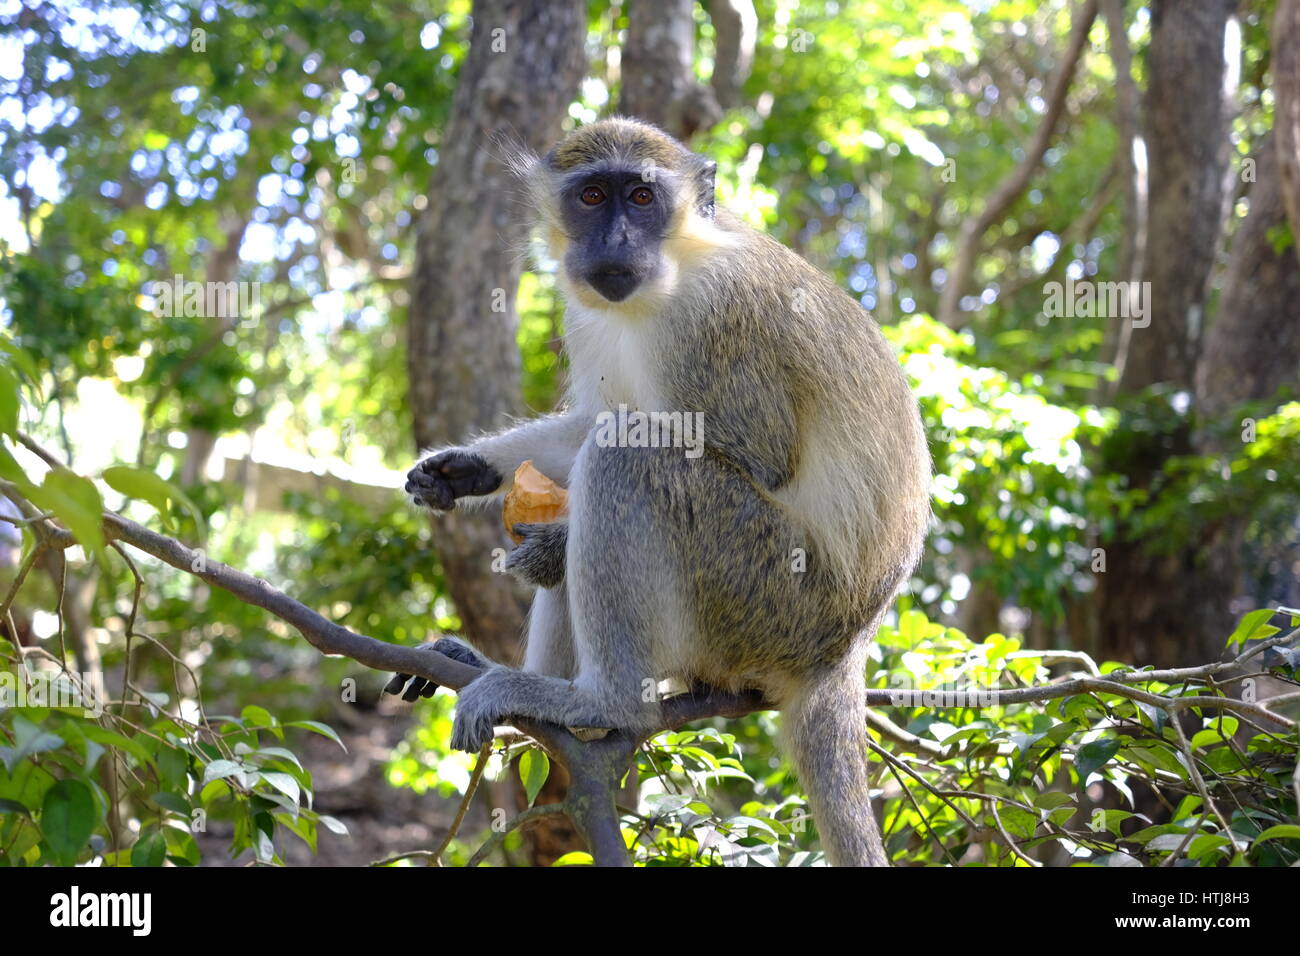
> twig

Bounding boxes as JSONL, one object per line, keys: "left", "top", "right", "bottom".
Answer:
{"left": 937, "top": 0, "right": 1101, "bottom": 327}
{"left": 432, "top": 742, "right": 492, "bottom": 865}
{"left": 466, "top": 804, "right": 567, "bottom": 867}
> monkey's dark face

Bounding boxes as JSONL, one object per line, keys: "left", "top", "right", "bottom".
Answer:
{"left": 558, "top": 165, "right": 673, "bottom": 303}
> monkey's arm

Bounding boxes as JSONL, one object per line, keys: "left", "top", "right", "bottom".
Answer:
{"left": 467, "top": 409, "right": 589, "bottom": 488}
{"left": 407, "top": 410, "right": 589, "bottom": 511}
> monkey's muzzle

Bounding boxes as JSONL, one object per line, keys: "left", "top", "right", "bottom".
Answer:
{"left": 586, "top": 266, "right": 640, "bottom": 302}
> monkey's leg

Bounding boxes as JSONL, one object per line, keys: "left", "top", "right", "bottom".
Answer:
{"left": 447, "top": 443, "right": 685, "bottom": 751}
{"left": 521, "top": 579, "right": 576, "bottom": 679}
{"left": 568, "top": 442, "right": 887, "bottom": 866}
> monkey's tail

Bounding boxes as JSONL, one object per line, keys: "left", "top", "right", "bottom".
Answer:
{"left": 778, "top": 642, "right": 888, "bottom": 867}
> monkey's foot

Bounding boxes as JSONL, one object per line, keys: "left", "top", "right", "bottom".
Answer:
{"left": 449, "top": 666, "right": 506, "bottom": 751}
{"left": 449, "top": 667, "right": 621, "bottom": 752}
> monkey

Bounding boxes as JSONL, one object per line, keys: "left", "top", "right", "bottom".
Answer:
{"left": 393, "top": 117, "right": 931, "bottom": 867}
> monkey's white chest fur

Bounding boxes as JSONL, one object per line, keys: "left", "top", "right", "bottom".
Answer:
{"left": 564, "top": 303, "right": 665, "bottom": 413}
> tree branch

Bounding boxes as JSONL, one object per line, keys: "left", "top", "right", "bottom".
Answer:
{"left": 936, "top": 0, "right": 1100, "bottom": 328}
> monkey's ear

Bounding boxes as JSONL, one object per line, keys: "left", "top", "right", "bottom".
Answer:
{"left": 693, "top": 158, "right": 717, "bottom": 219}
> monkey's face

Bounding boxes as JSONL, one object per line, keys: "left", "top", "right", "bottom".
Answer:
{"left": 557, "top": 164, "right": 674, "bottom": 303}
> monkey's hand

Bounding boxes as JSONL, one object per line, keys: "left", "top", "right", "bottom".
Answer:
{"left": 405, "top": 449, "right": 502, "bottom": 511}
{"left": 382, "top": 637, "right": 489, "bottom": 702}
{"left": 504, "top": 521, "right": 568, "bottom": 588}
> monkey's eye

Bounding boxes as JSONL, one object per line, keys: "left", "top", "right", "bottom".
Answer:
{"left": 580, "top": 186, "right": 606, "bottom": 206}
{"left": 629, "top": 187, "right": 654, "bottom": 206}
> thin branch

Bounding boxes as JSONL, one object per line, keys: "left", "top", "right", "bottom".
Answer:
{"left": 466, "top": 804, "right": 567, "bottom": 867}
{"left": 937, "top": 0, "right": 1101, "bottom": 328}
{"left": 432, "top": 742, "right": 492, "bottom": 865}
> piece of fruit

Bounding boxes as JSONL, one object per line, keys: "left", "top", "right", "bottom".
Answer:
{"left": 502, "top": 460, "right": 568, "bottom": 544}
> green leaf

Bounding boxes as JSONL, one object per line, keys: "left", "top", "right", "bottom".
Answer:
{"left": 1032, "top": 792, "right": 1075, "bottom": 810}
{"left": 260, "top": 771, "right": 300, "bottom": 806}
{"left": 240, "top": 705, "right": 275, "bottom": 729}
{"left": 1093, "top": 851, "right": 1142, "bottom": 867}
{"left": 0, "top": 444, "right": 26, "bottom": 484}
{"left": 27, "top": 469, "right": 105, "bottom": 559}
{"left": 165, "top": 828, "right": 201, "bottom": 866}
{"left": 319, "top": 815, "right": 349, "bottom": 835}
{"left": 156, "top": 745, "right": 190, "bottom": 788}
{"left": 201, "top": 759, "right": 243, "bottom": 785}
{"left": 150, "top": 791, "right": 190, "bottom": 815}
{"left": 1075, "top": 737, "right": 1122, "bottom": 780}
{"left": 81, "top": 725, "right": 153, "bottom": 765}
{"left": 518, "top": 748, "right": 550, "bottom": 806}
{"left": 250, "top": 746, "right": 303, "bottom": 770}
{"left": 1253, "top": 825, "right": 1300, "bottom": 844}
{"left": 286, "top": 720, "right": 346, "bottom": 751}
{"left": 552, "top": 851, "right": 593, "bottom": 866}
{"left": 0, "top": 336, "right": 41, "bottom": 389}
{"left": 0, "top": 730, "right": 64, "bottom": 774}
{"left": 102, "top": 465, "right": 202, "bottom": 532}
{"left": 130, "top": 827, "right": 167, "bottom": 867}
{"left": 0, "top": 363, "right": 19, "bottom": 436}
{"left": 1225, "top": 608, "right": 1276, "bottom": 649}
{"left": 40, "top": 779, "right": 97, "bottom": 865}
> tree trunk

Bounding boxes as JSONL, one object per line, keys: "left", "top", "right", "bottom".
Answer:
{"left": 1197, "top": 138, "right": 1300, "bottom": 424}
{"left": 1096, "top": 0, "right": 1236, "bottom": 666}
{"left": 407, "top": 0, "right": 587, "bottom": 665}
{"left": 1275, "top": 0, "right": 1300, "bottom": 261}
{"left": 1192, "top": 137, "right": 1300, "bottom": 644}
{"left": 406, "top": 0, "right": 587, "bottom": 864}
{"left": 619, "top": 0, "right": 721, "bottom": 139}
{"left": 707, "top": 0, "right": 757, "bottom": 111}
{"left": 1114, "top": 0, "right": 1236, "bottom": 394}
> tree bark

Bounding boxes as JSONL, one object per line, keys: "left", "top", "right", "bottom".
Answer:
{"left": 619, "top": 0, "right": 721, "bottom": 139}
{"left": 1095, "top": 0, "right": 1237, "bottom": 666}
{"left": 707, "top": 0, "right": 757, "bottom": 111}
{"left": 1192, "top": 137, "right": 1300, "bottom": 645}
{"left": 1197, "top": 138, "right": 1300, "bottom": 424}
{"left": 1276, "top": 0, "right": 1300, "bottom": 263}
{"left": 1113, "top": 0, "right": 1236, "bottom": 394}
{"left": 1098, "top": 0, "right": 1147, "bottom": 378}
{"left": 407, "top": 0, "right": 587, "bottom": 665}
